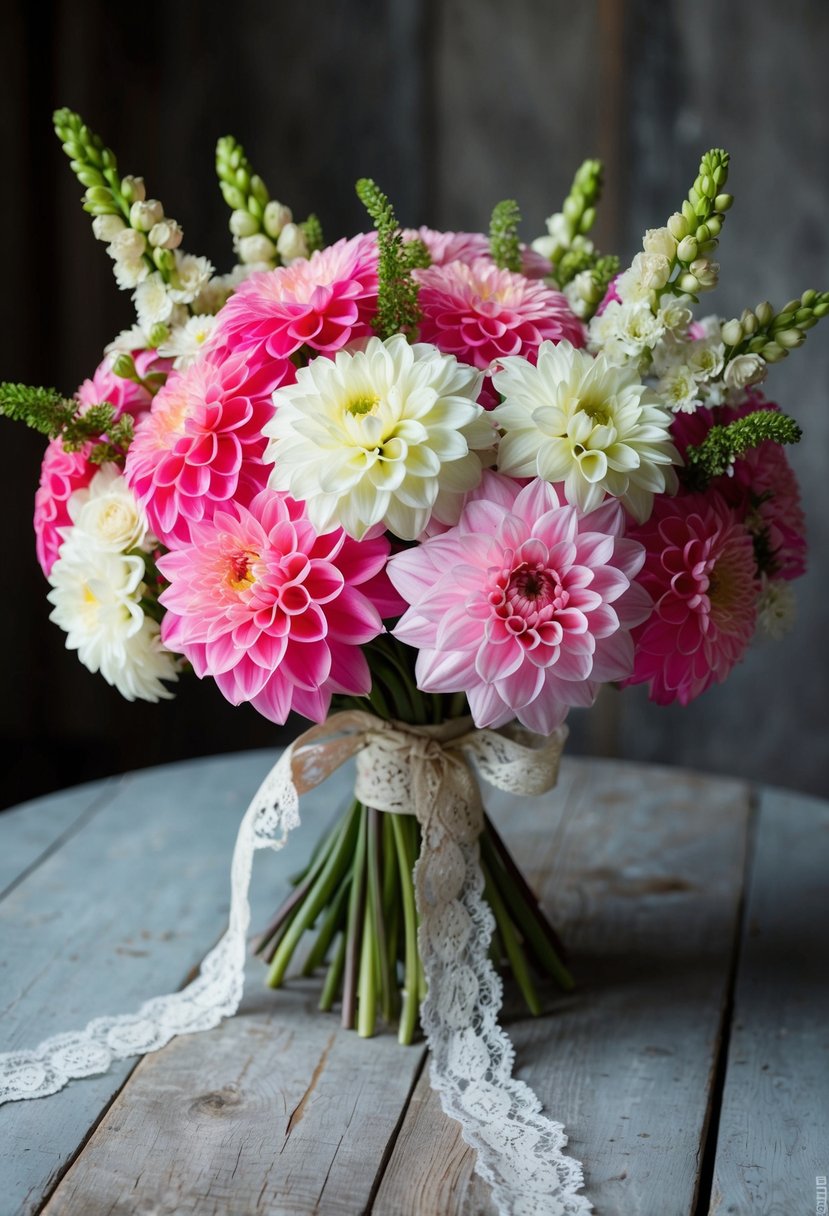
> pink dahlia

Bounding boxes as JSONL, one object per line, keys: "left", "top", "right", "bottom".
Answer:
{"left": 211, "top": 234, "right": 378, "bottom": 362}
{"left": 402, "top": 227, "right": 551, "bottom": 278}
{"left": 414, "top": 258, "right": 586, "bottom": 406}
{"left": 125, "top": 349, "right": 283, "bottom": 546}
{"left": 672, "top": 397, "right": 806, "bottom": 581}
{"left": 157, "top": 490, "right": 393, "bottom": 723}
{"left": 625, "top": 492, "right": 759, "bottom": 706}
{"left": 388, "top": 474, "right": 650, "bottom": 733}
{"left": 34, "top": 350, "right": 168, "bottom": 576}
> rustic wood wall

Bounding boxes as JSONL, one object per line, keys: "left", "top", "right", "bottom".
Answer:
{"left": 1, "top": 0, "right": 827, "bottom": 808}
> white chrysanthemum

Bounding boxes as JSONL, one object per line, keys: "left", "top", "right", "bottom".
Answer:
{"left": 134, "top": 272, "right": 176, "bottom": 328}
{"left": 168, "top": 253, "right": 214, "bottom": 304}
{"left": 492, "top": 339, "right": 680, "bottom": 522}
{"left": 756, "top": 576, "right": 796, "bottom": 640}
{"left": 68, "top": 465, "right": 149, "bottom": 552}
{"left": 656, "top": 363, "right": 700, "bottom": 414}
{"left": 158, "top": 314, "right": 218, "bottom": 368}
{"left": 47, "top": 532, "right": 177, "bottom": 701}
{"left": 588, "top": 299, "right": 663, "bottom": 368}
{"left": 105, "top": 324, "right": 152, "bottom": 354}
{"left": 687, "top": 337, "right": 725, "bottom": 381}
{"left": 264, "top": 334, "right": 492, "bottom": 540}
{"left": 113, "top": 258, "right": 150, "bottom": 290}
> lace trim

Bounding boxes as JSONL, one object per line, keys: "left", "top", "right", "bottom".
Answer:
{"left": 0, "top": 713, "right": 591, "bottom": 1216}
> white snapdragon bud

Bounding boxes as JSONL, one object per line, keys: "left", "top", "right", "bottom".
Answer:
{"left": 229, "top": 209, "right": 259, "bottom": 238}
{"left": 92, "top": 214, "right": 127, "bottom": 243}
{"left": 121, "top": 175, "right": 146, "bottom": 203}
{"left": 238, "top": 233, "right": 277, "bottom": 265}
{"left": 148, "top": 219, "right": 184, "bottom": 250}
{"left": 276, "top": 223, "right": 308, "bottom": 264}
{"left": 690, "top": 258, "right": 719, "bottom": 290}
{"left": 642, "top": 226, "right": 677, "bottom": 260}
{"left": 263, "top": 200, "right": 293, "bottom": 239}
{"left": 723, "top": 353, "right": 767, "bottom": 391}
{"left": 109, "top": 227, "right": 148, "bottom": 263}
{"left": 130, "top": 199, "right": 165, "bottom": 232}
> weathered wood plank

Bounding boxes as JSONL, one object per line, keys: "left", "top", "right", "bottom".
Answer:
{"left": 373, "top": 758, "right": 752, "bottom": 1216}
{"left": 0, "top": 749, "right": 348, "bottom": 1216}
{"left": 42, "top": 971, "right": 427, "bottom": 1216}
{"left": 709, "top": 787, "right": 829, "bottom": 1215}
{"left": 0, "top": 778, "right": 118, "bottom": 898}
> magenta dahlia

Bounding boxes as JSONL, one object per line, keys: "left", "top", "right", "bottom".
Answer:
{"left": 388, "top": 474, "right": 650, "bottom": 733}
{"left": 34, "top": 350, "right": 166, "bottom": 576}
{"left": 211, "top": 234, "right": 378, "bottom": 362}
{"left": 414, "top": 258, "right": 586, "bottom": 406}
{"left": 672, "top": 398, "right": 806, "bottom": 582}
{"left": 125, "top": 349, "right": 283, "bottom": 546}
{"left": 625, "top": 492, "right": 759, "bottom": 706}
{"left": 157, "top": 490, "right": 395, "bottom": 723}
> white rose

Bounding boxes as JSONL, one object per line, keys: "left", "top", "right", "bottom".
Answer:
{"left": 109, "top": 227, "right": 147, "bottom": 262}
{"left": 723, "top": 354, "right": 767, "bottom": 391}
{"left": 69, "top": 466, "right": 148, "bottom": 553}
{"left": 634, "top": 251, "right": 672, "bottom": 292}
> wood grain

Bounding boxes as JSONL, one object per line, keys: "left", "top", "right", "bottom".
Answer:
{"left": 0, "top": 750, "right": 349, "bottom": 1216}
{"left": 373, "top": 759, "right": 752, "bottom": 1216}
{"left": 709, "top": 787, "right": 829, "bottom": 1215}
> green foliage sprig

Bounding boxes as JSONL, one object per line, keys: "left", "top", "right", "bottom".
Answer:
{"left": 0, "top": 382, "right": 133, "bottom": 464}
{"left": 355, "top": 178, "right": 427, "bottom": 338}
{"left": 300, "top": 213, "right": 325, "bottom": 255}
{"left": 684, "top": 409, "right": 802, "bottom": 488}
{"left": 489, "top": 200, "right": 522, "bottom": 272}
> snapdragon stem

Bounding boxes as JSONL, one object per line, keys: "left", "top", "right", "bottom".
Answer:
{"left": 392, "top": 812, "right": 420, "bottom": 1045}
{"left": 265, "top": 800, "right": 360, "bottom": 988}
{"left": 482, "top": 812, "right": 569, "bottom": 962}
{"left": 302, "top": 867, "right": 352, "bottom": 976}
{"left": 482, "top": 859, "right": 542, "bottom": 1016}
{"left": 319, "top": 931, "right": 347, "bottom": 1012}
{"left": 342, "top": 804, "right": 368, "bottom": 1029}
{"left": 357, "top": 896, "right": 378, "bottom": 1037}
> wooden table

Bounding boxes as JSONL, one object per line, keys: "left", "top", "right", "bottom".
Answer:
{"left": 1, "top": 752, "right": 826, "bottom": 1216}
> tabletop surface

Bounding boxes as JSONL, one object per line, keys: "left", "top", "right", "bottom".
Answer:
{"left": 0, "top": 751, "right": 826, "bottom": 1216}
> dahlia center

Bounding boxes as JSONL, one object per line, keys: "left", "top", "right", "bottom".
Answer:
{"left": 578, "top": 396, "right": 611, "bottom": 427}
{"left": 227, "top": 550, "right": 259, "bottom": 592}
{"left": 506, "top": 565, "right": 566, "bottom": 616}
{"left": 345, "top": 393, "right": 380, "bottom": 417}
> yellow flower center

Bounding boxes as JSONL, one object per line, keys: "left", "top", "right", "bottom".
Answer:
{"left": 227, "top": 550, "right": 258, "bottom": 592}
{"left": 345, "top": 394, "right": 380, "bottom": 416}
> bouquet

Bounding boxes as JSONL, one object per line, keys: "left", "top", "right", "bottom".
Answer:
{"left": 3, "top": 109, "right": 826, "bottom": 1215}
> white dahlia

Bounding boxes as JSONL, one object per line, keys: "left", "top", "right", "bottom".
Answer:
{"left": 47, "top": 532, "right": 177, "bottom": 702}
{"left": 492, "top": 339, "right": 680, "bottom": 522}
{"left": 264, "top": 334, "right": 493, "bottom": 540}
{"left": 68, "top": 465, "right": 149, "bottom": 552}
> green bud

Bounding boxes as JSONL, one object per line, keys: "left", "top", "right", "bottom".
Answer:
{"left": 754, "top": 301, "right": 774, "bottom": 327}
{"left": 84, "top": 199, "right": 120, "bottom": 216}
{"left": 220, "top": 182, "right": 246, "bottom": 211}
{"left": 695, "top": 223, "right": 710, "bottom": 243}
{"left": 112, "top": 353, "right": 137, "bottom": 380}
{"left": 667, "top": 212, "right": 689, "bottom": 240}
{"left": 153, "top": 248, "right": 175, "bottom": 273}
{"left": 693, "top": 196, "right": 709, "bottom": 218}
{"left": 706, "top": 216, "right": 722, "bottom": 237}
{"left": 699, "top": 240, "right": 718, "bottom": 256}
{"left": 747, "top": 335, "right": 767, "bottom": 354}
{"left": 740, "top": 309, "right": 758, "bottom": 336}
{"left": 782, "top": 298, "right": 801, "bottom": 315}
{"left": 678, "top": 272, "right": 700, "bottom": 293}
{"left": 148, "top": 323, "right": 169, "bottom": 347}
{"left": 233, "top": 166, "right": 249, "bottom": 191}
{"left": 815, "top": 301, "right": 829, "bottom": 318}
{"left": 801, "top": 289, "right": 817, "bottom": 307}
{"left": 84, "top": 185, "right": 111, "bottom": 205}
{"left": 762, "top": 341, "right": 787, "bottom": 363}
{"left": 677, "top": 235, "right": 698, "bottom": 263}
{"left": 247, "top": 195, "right": 264, "bottom": 221}
{"left": 795, "top": 308, "right": 812, "bottom": 325}
{"left": 250, "top": 174, "right": 269, "bottom": 208}
{"left": 721, "top": 319, "right": 744, "bottom": 346}
{"left": 773, "top": 311, "right": 796, "bottom": 330}
{"left": 121, "top": 175, "right": 146, "bottom": 203}
{"left": 579, "top": 207, "right": 596, "bottom": 234}
{"left": 563, "top": 196, "right": 581, "bottom": 224}
{"left": 714, "top": 193, "right": 733, "bottom": 212}
{"left": 701, "top": 174, "right": 714, "bottom": 197}
{"left": 799, "top": 316, "right": 819, "bottom": 330}
{"left": 682, "top": 200, "right": 696, "bottom": 225}
{"left": 776, "top": 327, "right": 805, "bottom": 348}
{"left": 76, "top": 166, "right": 104, "bottom": 188}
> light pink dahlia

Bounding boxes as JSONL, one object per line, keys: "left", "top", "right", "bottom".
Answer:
{"left": 671, "top": 398, "right": 806, "bottom": 582}
{"left": 34, "top": 350, "right": 167, "bottom": 576}
{"left": 125, "top": 349, "right": 283, "bottom": 546}
{"left": 157, "top": 490, "right": 394, "bottom": 723}
{"left": 388, "top": 474, "right": 650, "bottom": 733}
{"left": 414, "top": 258, "right": 586, "bottom": 406}
{"left": 211, "top": 234, "right": 378, "bottom": 362}
{"left": 401, "top": 227, "right": 551, "bottom": 278}
{"left": 625, "top": 492, "right": 759, "bottom": 706}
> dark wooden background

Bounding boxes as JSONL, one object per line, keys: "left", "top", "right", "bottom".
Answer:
{"left": 1, "top": 0, "right": 827, "bottom": 809}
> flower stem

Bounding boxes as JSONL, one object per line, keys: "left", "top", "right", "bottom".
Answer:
{"left": 341, "top": 803, "right": 368, "bottom": 1029}
{"left": 391, "top": 813, "right": 420, "bottom": 1045}
{"left": 319, "top": 931, "right": 347, "bottom": 1012}
{"left": 302, "top": 865, "right": 352, "bottom": 976}
{"left": 481, "top": 857, "right": 542, "bottom": 1016}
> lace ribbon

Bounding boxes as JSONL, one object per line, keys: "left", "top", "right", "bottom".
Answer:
{"left": 0, "top": 712, "right": 591, "bottom": 1215}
